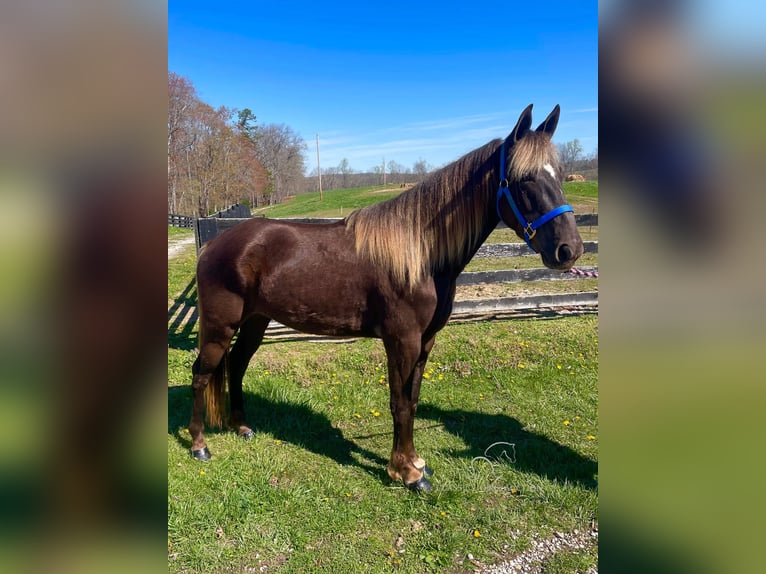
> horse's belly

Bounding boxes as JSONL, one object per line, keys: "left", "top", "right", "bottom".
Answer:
{"left": 254, "top": 288, "right": 378, "bottom": 338}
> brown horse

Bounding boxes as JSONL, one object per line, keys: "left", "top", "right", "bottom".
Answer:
{"left": 188, "top": 104, "right": 584, "bottom": 491}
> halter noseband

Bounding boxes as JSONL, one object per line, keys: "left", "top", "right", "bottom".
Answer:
{"left": 495, "top": 141, "right": 574, "bottom": 252}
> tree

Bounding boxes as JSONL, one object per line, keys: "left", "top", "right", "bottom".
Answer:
{"left": 236, "top": 108, "right": 258, "bottom": 143}
{"left": 168, "top": 72, "right": 198, "bottom": 213}
{"left": 255, "top": 123, "right": 307, "bottom": 204}
{"left": 167, "top": 72, "right": 269, "bottom": 215}
{"left": 387, "top": 160, "right": 407, "bottom": 184}
{"left": 337, "top": 158, "right": 352, "bottom": 188}
{"left": 413, "top": 158, "right": 432, "bottom": 181}
{"left": 558, "top": 139, "right": 584, "bottom": 176}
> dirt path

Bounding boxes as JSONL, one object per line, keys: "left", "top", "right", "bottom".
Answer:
{"left": 168, "top": 236, "right": 195, "bottom": 259}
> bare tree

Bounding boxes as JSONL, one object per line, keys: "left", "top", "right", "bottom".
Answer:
{"left": 255, "top": 123, "right": 307, "bottom": 204}
{"left": 413, "top": 158, "right": 432, "bottom": 182}
{"left": 337, "top": 158, "right": 353, "bottom": 188}
{"left": 168, "top": 72, "right": 198, "bottom": 213}
{"left": 387, "top": 160, "right": 407, "bottom": 184}
{"left": 558, "top": 139, "right": 584, "bottom": 177}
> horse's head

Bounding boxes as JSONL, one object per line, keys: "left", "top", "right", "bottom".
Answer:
{"left": 497, "top": 104, "right": 584, "bottom": 271}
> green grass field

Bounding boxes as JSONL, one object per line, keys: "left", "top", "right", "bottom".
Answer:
{"left": 168, "top": 182, "right": 598, "bottom": 573}
{"left": 253, "top": 185, "right": 404, "bottom": 218}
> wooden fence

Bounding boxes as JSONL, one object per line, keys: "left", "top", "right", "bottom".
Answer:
{"left": 168, "top": 213, "right": 194, "bottom": 228}
{"left": 169, "top": 203, "right": 252, "bottom": 231}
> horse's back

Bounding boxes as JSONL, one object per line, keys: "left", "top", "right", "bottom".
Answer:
{"left": 198, "top": 218, "right": 347, "bottom": 282}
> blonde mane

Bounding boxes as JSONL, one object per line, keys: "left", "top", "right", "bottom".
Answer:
{"left": 346, "top": 132, "right": 557, "bottom": 290}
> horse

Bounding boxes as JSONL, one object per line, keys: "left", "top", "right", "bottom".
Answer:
{"left": 188, "top": 104, "right": 584, "bottom": 492}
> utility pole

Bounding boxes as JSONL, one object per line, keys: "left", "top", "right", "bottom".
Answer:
{"left": 316, "top": 134, "right": 323, "bottom": 200}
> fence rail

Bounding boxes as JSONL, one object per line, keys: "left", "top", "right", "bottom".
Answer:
{"left": 168, "top": 213, "right": 194, "bottom": 228}
{"left": 193, "top": 214, "right": 598, "bottom": 253}
{"left": 180, "top": 214, "right": 598, "bottom": 332}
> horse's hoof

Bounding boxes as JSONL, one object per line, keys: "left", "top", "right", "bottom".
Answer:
{"left": 405, "top": 476, "right": 432, "bottom": 493}
{"left": 191, "top": 447, "right": 211, "bottom": 461}
{"left": 239, "top": 430, "right": 255, "bottom": 440}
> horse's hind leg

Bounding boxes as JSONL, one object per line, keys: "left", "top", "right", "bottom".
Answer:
{"left": 228, "top": 314, "right": 271, "bottom": 439}
{"left": 189, "top": 293, "right": 242, "bottom": 461}
{"left": 189, "top": 338, "right": 231, "bottom": 461}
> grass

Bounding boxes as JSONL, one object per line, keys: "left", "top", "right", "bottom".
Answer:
{"left": 168, "top": 317, "right": 597, "bottom": 573}
{"left": 168, "top": 226, "right": 194, "bottom": 239}
{"left": 168, "top": 180, "right": 598, "bottom": 573}
{"left": 253, "top": 185, "right": 404, "bottom": 218}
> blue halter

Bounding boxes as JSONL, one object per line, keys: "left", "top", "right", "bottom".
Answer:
{"left": 495, "top": 142, "right": 574, "bottom": 252}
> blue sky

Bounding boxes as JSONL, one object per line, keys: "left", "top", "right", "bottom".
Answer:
{"left": 169, "top": 1, "right": 598, "bottom": 173}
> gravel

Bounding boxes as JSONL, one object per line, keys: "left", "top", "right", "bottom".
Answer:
{"left": 474, "top": 523, "right": 598, "bottom": 574}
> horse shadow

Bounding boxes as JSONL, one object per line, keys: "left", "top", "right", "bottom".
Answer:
{"left": 416, "top": 404, "right": 597, "bottom": 489}
{"left": 169, "top": 386, "right": 596, "bottom": 490}
{"left": 168, "top": 386, "right": 390, "bottom": 482}
{"left": 168, "top": 278, "right": 198, "bottom": 351}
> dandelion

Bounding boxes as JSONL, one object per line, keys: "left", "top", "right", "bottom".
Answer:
{"left": 563, "top": 420, "right": 571, "bottom": 426}
{"left": 199, "top": 470, "right": 205, "bottom": 476}
{"left": 574, "top": 416, "right": 581, "bottom": 420}
{"left": 370, "top": 409, "right": 381, "bottom": 417}
{"left": 438, "top": 374, "right": 444, "bottom": 381}
{"left": 345, "top": 492, "right": 351, "bottom": 497}
{"left": 473, "top": 530, "right": 481, "bottom": 538}
{"left": 479, "top": 393, "right": 484, "bottom": 399}
{"left": 353, "top": 413, "right": 361, "bottom": 419}
{"left": 264, "top": 370, "right": 271, "bottom": 376}
{"left": 556, "top": 364, "right": 562, "bottom": 370}
{"left": 517, "top": 363, "right": 526, "bottom": 369}
{"left": 423, "top": 372, "right": 430, "bottom": 379}
{"left": 587, "top": 435, "right": 596, "bottom": 440}
{"left": 510, "top": 487, "right": 519, "bottom": 495}
{"left": 440, "top": 511, "right": 446, "bottom": 517}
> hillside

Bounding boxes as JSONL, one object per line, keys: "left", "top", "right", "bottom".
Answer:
{"left": 253, "top": 181, "right": 597, "bottom": 219}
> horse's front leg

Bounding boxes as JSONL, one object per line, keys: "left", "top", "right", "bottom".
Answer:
{"left": 384, "top": 335, "right": 434, "bottom": 492}
{"left": 408, "top": 336, "right": 435, "bottom": 479}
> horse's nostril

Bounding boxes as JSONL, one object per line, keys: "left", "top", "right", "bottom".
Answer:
{"left": 556, "top": 243, "right": 573, "bottom": 264}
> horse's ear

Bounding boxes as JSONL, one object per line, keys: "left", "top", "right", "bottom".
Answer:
{"left": 508, "top": 103, "right": 534, "bottom": 143}
{"left": 535, "top": 104, "right": 560, "bottom": 136}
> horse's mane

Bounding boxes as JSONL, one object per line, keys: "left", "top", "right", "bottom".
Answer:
{"left": 345, "top": 131, "right": 559, "bottom": 290}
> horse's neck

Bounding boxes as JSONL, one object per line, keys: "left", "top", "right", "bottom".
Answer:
{"left": 459, "top": 211, "right": 498, "bottom": 275}
{"left": 436, "top": 193, "right": 499, "bottom": 281}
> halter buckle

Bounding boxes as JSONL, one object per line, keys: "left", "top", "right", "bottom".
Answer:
{"left": 524, "top": 223, "right": 537, "bottom": 241}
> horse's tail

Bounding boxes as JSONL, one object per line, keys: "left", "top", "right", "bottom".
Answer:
{"left": 204, "top": 349, "right": 229, "bottom": 428}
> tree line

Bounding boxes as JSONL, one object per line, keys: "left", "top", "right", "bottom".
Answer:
{"left": 168, "top": 72, "right": 306, "bottom": 216}
{"left": 301, "top": 157, "right": 434, "bottom": 193}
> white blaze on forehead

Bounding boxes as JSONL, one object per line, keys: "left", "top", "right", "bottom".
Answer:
{"left": 543, "top": 163, "right": 557, "bottom": 179}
